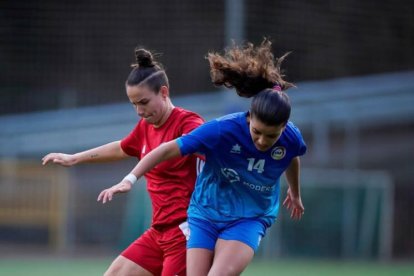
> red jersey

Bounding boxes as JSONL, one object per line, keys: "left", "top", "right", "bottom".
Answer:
{"left": 121, "top": 107, "right": 204, "bottom": 230}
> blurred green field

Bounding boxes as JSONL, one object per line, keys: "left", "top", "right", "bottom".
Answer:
{"left": 1, "top": 258, "right": 414, "bottom": 276}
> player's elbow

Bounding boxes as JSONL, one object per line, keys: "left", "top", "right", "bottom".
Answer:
{"left": 159, "top": 140, "right": 181, "bottom": 161}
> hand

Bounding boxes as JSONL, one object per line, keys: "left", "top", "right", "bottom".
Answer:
{"left": 42, "top": 153, "right": 77, "bottom": 167}
{"left": 283, "top": 188, "right": 305, "bottom": 220}
{"left": 97, "top": 180, "right": 132, "bottom": 204}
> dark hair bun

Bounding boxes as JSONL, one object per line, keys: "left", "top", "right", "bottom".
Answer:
{"left": 134, "top": 48, "right": 155, "bottom": 67}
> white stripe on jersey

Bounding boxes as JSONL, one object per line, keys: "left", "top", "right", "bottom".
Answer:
{"left": 196, "top": 157, "right": 205, "bottom": 175}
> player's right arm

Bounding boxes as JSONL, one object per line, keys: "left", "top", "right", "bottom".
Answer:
{"left": 97, "top": 119, "right": 218, "bottom": 203}
{"left": 97, "top": 140, "right": 181, "bottom": 203}
{"left": 42, "top": 141, "right": 129, "bottom": 167}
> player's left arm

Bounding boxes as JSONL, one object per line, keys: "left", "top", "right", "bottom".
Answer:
{"left": 283, "top": 156, "right": 305, "bottom": 220}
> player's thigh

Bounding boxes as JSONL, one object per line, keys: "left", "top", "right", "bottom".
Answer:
{"left": 187, "top": 248, "right": 214, "bottom": 276}
{"left": 161, "top": 225, "right": 188, "bottom": 276}
{"left": 161, "top": 249, "right": 186, "bottom": 276}
{"left": 186, "top": 218, "right": 217, "bottom": 275}
{"left": 219, "top": 218, "right": 266, "bottom": 252}
{"left": 104, "top": 255, "right": 153, "bottom": 276}
{"left": 208, "top": 239, "right": 254, "bottom": 276}
{"left": 120, "top": 229, "right": 164, "bottom": 275}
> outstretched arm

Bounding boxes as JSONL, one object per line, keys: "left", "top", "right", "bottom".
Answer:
{"left": 42, "top": 141, "right": 128, "bottom": 167}
{"left": 97, "top": 140, "right": 181, "bottom": 203}
{"left": 282, "top": 156, "right": 305, "bottom": 220}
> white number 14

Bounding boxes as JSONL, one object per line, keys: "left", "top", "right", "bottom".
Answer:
{"left": 247, "top": 158, "right": 265, "bottom": 173}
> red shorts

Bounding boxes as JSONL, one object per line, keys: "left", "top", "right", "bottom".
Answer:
{"left": 121, "top": 223, "right": 187, "bottom": 276}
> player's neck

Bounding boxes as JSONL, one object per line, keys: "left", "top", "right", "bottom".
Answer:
{"left": 154, "top": 101, "right": 175, "bottom": 128}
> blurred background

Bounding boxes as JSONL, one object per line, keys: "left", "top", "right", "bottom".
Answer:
{"left": 1, "top": 0, "right": 414, "bottom": 275}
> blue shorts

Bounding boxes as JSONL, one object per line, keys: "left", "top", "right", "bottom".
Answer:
{"left": 187, "top": 217, "right": 267, "bottom": 252}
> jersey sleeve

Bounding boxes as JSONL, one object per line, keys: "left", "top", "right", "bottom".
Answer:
{"left": 176, "top": 119, "right": 220, "bottom": 156}
{"left": 291, "top": 123, "right": 307, "bottom": 156}
{"left": 120, "top": 123, "right": 141, "bottom": 157}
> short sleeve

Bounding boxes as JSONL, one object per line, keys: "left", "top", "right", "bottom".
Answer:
{"left": 177, "top": 119, "right": 220, "bottom": 156}
{"left": 291, "top": 124, "right": 307, "bottom": 156}
{"left": 120, "top": 123, "right": 141, "bottom": 157}
{"left": 297, "top": 136, "right": 307, "bottom": 156}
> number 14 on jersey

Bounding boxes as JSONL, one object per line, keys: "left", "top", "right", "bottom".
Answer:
{"left": 247, "top": 158, "right": 265, "bottom": 173}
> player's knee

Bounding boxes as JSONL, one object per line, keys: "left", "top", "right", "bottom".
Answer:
{"left": 103, "top": 261, "right": 122, "bottom": 276}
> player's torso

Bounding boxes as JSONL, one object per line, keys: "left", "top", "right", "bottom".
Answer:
{"left": 191, "top": 116, "right": 298, "bottom": 221}
{"left": 137, "top": 109, "right": 201, "bottom": 227}
{"left": 207, "top": 114, "right": 296, "bottom": 188}
{"left": 138, "top": 111, "right": 197, "bottom": 186}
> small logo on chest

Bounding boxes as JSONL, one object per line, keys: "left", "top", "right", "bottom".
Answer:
{"left": 230, "top": 144, "right": 241, "bottom": 154}
{"left": 271, "top": 146, "right": 286, "bottom": 160}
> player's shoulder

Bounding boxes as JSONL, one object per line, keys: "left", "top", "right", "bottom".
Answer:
{"left": 203, "top": 112, "right": 245, "bottom": 137}
{"left": 216, "top": 111, "right": 246, "bottom": 121}
{"left": 215, "top": 112, "right": 247, "bottom": 129}
{"left": 282, "top": 121, "right": 305, "bottom": 144}
{"left": 174, "top": 107, "right": 204, "bottom": 121}
{"left": 285, "top": 121, "right": 302, "bottom": 135}
{"left": 283, "top": 121, "right": 307, "bottom": 155}
{"left": 214, "top": 112, "right": 246, "bottom": 128}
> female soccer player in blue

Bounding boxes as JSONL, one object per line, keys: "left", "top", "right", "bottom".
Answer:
{"left": 98, "top": 39, "right": 307, "bottom": 276}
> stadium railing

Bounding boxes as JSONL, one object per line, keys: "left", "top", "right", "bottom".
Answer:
{"left": 0, "top": 160, "right": 69, "bottom": 250}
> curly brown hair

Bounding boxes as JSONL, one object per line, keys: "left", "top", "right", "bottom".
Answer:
{"left": 207, "top": 39, "right": 294, "bottom": 98}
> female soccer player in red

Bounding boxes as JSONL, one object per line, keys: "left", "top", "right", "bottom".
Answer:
{"left": 42, "top": 48, "right": 204, "bottom": 276}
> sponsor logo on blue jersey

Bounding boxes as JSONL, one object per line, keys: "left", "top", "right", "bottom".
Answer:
{"left": 221, "top": 168, "right": 240, "bottom": 183}
{"left": 242, "top": 181, "right": 275, "bottom": 192}
{"left": 271, "top": 146, "right": 286, "bottom": 160}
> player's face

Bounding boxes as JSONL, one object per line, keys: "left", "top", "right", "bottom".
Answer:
{"left": 248, "top": 115, "right": 286, "bottom": 152}
{"left": 126, "top": 85, "right": 169, "bottom": 126}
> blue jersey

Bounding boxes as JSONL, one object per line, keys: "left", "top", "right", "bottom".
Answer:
{"left": 177, "top": 112, "right": 307, "bottom": 227}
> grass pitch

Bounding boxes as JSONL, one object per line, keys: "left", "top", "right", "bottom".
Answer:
{"left": 0, "top": 258, "right": 413, "bottom": 276}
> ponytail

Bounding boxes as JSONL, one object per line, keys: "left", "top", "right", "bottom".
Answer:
{"left": 126, "top": 47, "right": 169, "bottom": 92}
{"left": 207, "top": 38, "right": 294, "bottom": 98}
